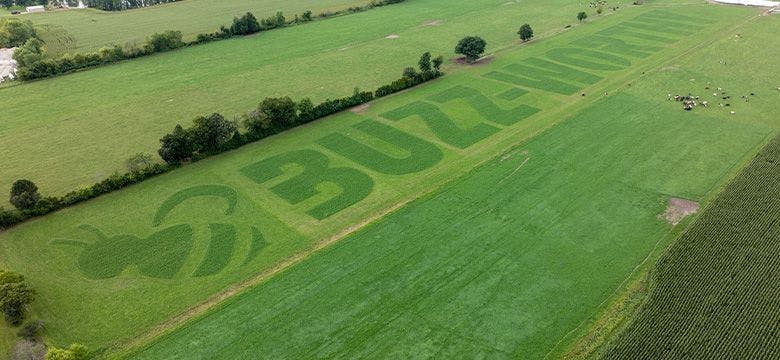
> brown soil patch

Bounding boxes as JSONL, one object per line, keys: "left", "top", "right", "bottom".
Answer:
{"left": 350, "top": 103, "right": 371, "bottom": 114}
{"left": 659, "top": 197, "right": 700, "bottom": 225}
{"left": 453, "top": 55, "right": 495, "bottom": 66}
{"left": 385, "top": 34, "right": 400, "bottom": 39}
{"left": 422, "top": 19, "right": 443, "bottom": 26}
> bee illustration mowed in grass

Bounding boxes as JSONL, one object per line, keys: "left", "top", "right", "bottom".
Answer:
{"left": 53, "top": 185, "right": 267, "bottom": 279}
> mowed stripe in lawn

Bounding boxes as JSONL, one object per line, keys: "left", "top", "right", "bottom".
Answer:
{"left": 130, "top": 92, "right": 769, "bottom": 359}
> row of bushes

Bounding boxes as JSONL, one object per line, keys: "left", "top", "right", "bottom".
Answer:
{"left": 158, "top": 52, "right": 443, "bottom": 164}
{"left": 16, "top": 0, "right": 408, "bottom": 81}
{"left": 0, "top": 53, "right": 442, "bottom": 230}
{"left": 0, "top": 164, "right": 170, "bottom": 230}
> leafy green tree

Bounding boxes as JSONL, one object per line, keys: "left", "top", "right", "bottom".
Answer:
{"left": 518, "top": 23, "right": 534, "bottom": 42}
{"left": 230, "top": 12, "right": 261, "bottom": 35}
{"left": 0, "top": 0, "right": 13, "bottom": 9}
{"left": 301, "top": 10, "right": 313, "bottom": 21}
{"left": 0, "top": 270, "right": 35, "bottom": 326}
{"left": 297, "top": 98, "right": 315, "bottom": 121}
{"left": 0, "top": 18, "right": 37, "bottom": 48}
{"left": 432, "top": 55, "right": 444, "bottom": 71}
{"left": 455, "top": 36, "right": 487, "bottom": 63}
{"left": 578, "top": 11, "right": 588, "bottom": 22}
{"left": 158, "top": 124, "right": 194, "bottom": 165}
{"left": 418, "top": 52, "right": 432, "bottom": 72}
{"left": 189, "top": 113, "right": 238, "bottom": 153}
{"left": 9, "top": 180, "right": 40, "bottom": 211}
{"left": 402, "top": 66, "right": 417, "bottom": 79}
{"left": 12, "top": 37, "right": 44, "bottom": 68}
{"left": 260, "top": 97, "right": 297, "bottom": 128}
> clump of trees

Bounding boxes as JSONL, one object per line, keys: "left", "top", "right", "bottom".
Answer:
{"left": 578, "top": 11, "right": 589, "bottom": 22}
{"left": 144, "top": 30, "right": 184, "bottom": 52}
{"left": 0, "top": 270, "right": 35, "bottom": 326}
{"left": 455, "top": 36, "right": 487, "bottom": 63}
{"left": 1, "top": 0, "right": 47, "bottom": 8}
{"left": 518, "top": 23, "right": 534, "bottom": 42}
{"left": 16, "top": 0, "right": 411, "bottom": 81}
{"left": 9, "top": 180, "right": 40, "bottom": 211}
{"left": 82, "top": 0, "right": 180, "bottom": 11}
{"left": 0, "top": 17, "right": 38, "bottom": 48}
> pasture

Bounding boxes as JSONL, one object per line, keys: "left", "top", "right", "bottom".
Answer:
{"left": 4, "top": 0, "right": 368, "bottom": 54}
{"left": 0, "top": 0, "right": 587, "bottom": 207}
{"left": 3, "top": 2, "right": 778, "bottom": 358}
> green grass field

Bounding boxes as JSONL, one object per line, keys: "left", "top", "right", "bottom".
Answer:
{"left": 599, "top": 133, "right": 780, "bottom": 359}
{"left": 0, "top": 0, "right": 589, "bottom": 207}
{"left": 2, "top": 2, "right": 779, "bottom": 358}
{"left": 129, "top": 90, "right": 771, "bottom": 359}
{"left": 4, "top": 0, "right": 368, "bottom": 54}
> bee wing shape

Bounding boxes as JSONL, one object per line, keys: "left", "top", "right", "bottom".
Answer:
{"left": 193, "top": 223, "right": 237, "bottom": 278}
{"left": 136, "top": 224, "right": 194, "bottom": 279}
{"left": 152, "top": 185, "right": 238, "bottom": 227}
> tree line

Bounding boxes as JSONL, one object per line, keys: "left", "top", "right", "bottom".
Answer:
{"left": 0, "top": 52, "right": 443, "bottom": 230}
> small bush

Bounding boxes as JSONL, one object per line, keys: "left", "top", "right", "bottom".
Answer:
{"left": 144, "top": 30, "right": 184, "bottom": 53}
{"left": 518, "top": 23, "right": 534, "bottom": 42}
{"left": 44, "top": 343, "right": 88, "bottom": 360}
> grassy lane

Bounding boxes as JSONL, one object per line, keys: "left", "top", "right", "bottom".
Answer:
{"left": 4, "top": 0, "right": 368, "bottom": 53}
{"left": 0, "top": 0, "right": 588, "bottom": 206}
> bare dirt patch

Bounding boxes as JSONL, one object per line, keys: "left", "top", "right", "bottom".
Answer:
{"left": 422, "top": 19, "right": 443, "bottom": 26}
{"left": 659, "top": 198, "right": 700, "bottom": 225}
{"left": 385, "top": 34, "right": 400, "bottom": 39}
{"left": 350, "top": 103, "right": 371, "bottom": 114}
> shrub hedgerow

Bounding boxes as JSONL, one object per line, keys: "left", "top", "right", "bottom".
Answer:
{"left": 1, "top": 51, "right": 440, "bottom": 231}
{"left": 16, "top": 0, "right": 409, "bottom": 81}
